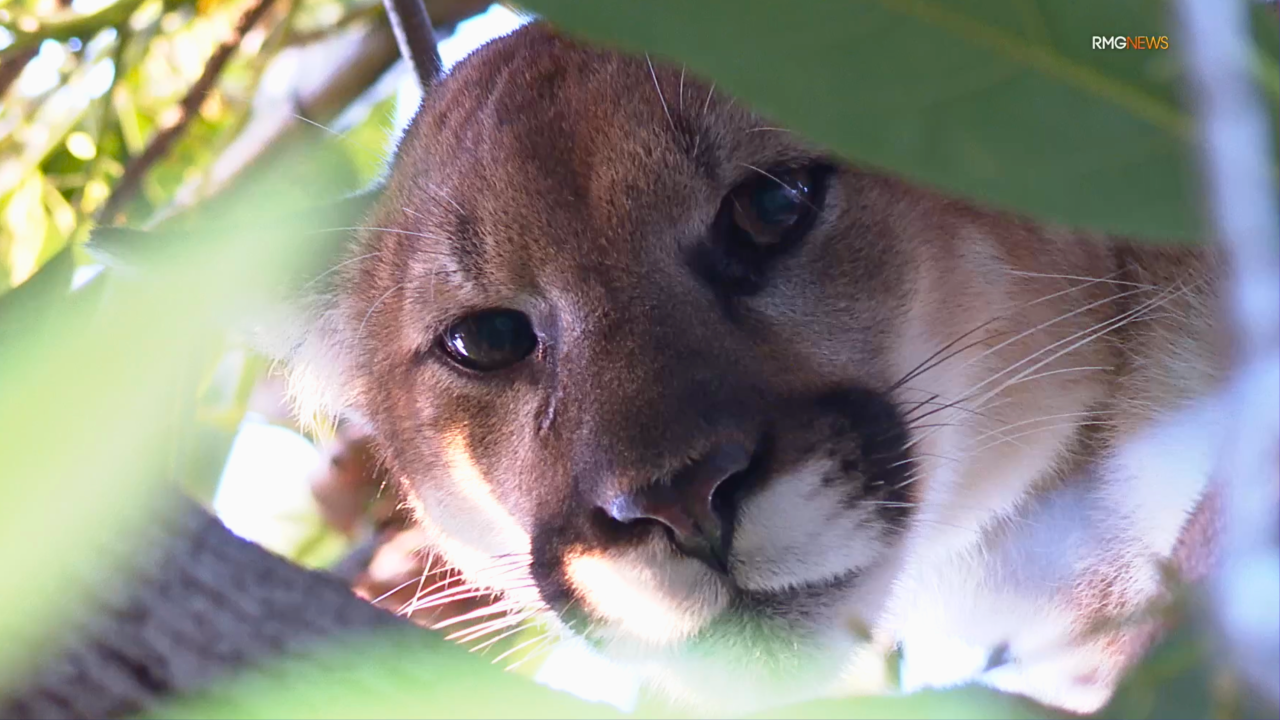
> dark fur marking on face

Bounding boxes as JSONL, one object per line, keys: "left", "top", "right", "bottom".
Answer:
{"left": 813, "top": 390, "right": 915, "bottom": 527}
{"left": 525, "top": 385, "right": 914, "bottom": 627}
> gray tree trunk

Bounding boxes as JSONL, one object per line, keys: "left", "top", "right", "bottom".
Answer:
{"left": 0, "top": 500, "right": 407, "bottom": 719}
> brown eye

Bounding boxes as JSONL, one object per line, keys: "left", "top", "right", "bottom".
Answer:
{"left": 728, "top": 169, "right": 815, "bottom": 246}
{"left": 440, "top": 309, "right": 537, "bottom": 372}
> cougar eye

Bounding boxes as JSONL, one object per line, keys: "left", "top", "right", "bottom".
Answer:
{"left": 440, "top": 309, "right": 537, "bottom": 372}
{"left": 728, "top": 168, "right": 816, "bottom": 246}
{"left": 693, "top": 163, "right": 831, "bottom": 296}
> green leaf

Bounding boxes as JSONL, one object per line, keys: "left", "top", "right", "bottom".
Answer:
{"left": 154, "top": 627, "right": 1057, "bottom": 720}
{"left": 1252, "top": 3, "right": 1280, "bottom": 71}
{"left": 2, "top": 172, "right": 53, "bottom": 288}
{"left": 522, "top": 0, "right": 1273, "bottom": 243}
{"left": 152, "top": 630, "right": 620, "bottom": 720}
{"left": 0, "top": 244, "right": 77, "bottom": 338}
{"left": 0, "top": 138, "right": 357, "bottom": 694}
{"left": 758, "top": 685, "right": 1050, "bottom": 720}
{"left": 340, "top": 93, "right": 400, "bottom": 187}
{"left": 1250, "top": 3, "right": 1279, "bottom": 134}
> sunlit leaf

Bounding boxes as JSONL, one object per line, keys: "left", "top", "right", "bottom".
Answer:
{"left": 65, "top": 130, "right": 98, "bottom": 159}
{"left": 114, "top": 81, "right": 148, "bottom": 155}
{"left": 40, "top": 174, "right": 78, "bottom": 239}
{"left": 2, "top": 172, "right": 50, "bottom": 286}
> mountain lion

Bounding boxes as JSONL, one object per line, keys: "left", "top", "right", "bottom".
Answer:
{"left": 271, "top": 23, "right": 1225, "bottom": 715}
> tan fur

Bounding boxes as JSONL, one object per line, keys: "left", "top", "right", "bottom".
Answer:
{"left": 278, "top": 24, "right": 1227, "bottom": 714}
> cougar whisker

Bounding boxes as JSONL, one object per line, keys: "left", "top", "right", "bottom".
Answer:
{"left": 491, "top": 630, "right": 555, "bottom": 665}
{"left": 966, "top": 285, "right": 1188, "bottom": 412}
{"left": 645, "top": 54, "right": 677, "bottom": 138}
{"left": 1005, "top": 269, "right": 1160, "bottom": 289}
{"left": 962, "top": 419, "right": 1120, "bottom": 458}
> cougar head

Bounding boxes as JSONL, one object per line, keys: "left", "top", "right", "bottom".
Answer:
{"left": 281, "top": 23, "right": 1167, "bottom": 713}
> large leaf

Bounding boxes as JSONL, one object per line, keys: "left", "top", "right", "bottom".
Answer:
{"left": 0, "top": 139, "right": 357, "bottom": 693}
{"left": 525, "top": 0, "right": 1277, "bottom": 243}
{"left": 152, "top": 631, "right": 620, "bottom": 720}
{"left": 155, "top": 629, "right": 1049, "bottom": 720}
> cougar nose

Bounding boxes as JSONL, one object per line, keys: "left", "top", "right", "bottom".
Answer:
{"left": 603, "top": 443, "right": 753, "bottom": 574}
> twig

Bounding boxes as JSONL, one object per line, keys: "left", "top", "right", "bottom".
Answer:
{"left": 382, "top": 0, "right": 442, "bottom": 90}
{"left": 2, "top": 0, "right": 148, "bottom": 52}
{"left": 1175, "top": 0, "right": 1280, "bottom": 709}
{"left": 96, "top": 0, "right": 280, "bottom": 224}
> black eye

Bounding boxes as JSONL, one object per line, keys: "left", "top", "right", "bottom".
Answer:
{"left": 728, "top": 168, "right": 816, "bottom": 247}
{"left": 440, "top": 309, "right": 537, "bottom": 372}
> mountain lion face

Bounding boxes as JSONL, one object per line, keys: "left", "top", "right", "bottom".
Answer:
{"left": 282, "top": 23, "right": 1222, "bottom": 714}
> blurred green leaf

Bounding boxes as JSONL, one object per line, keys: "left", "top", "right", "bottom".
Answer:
{"left": 524, "top": 0, "right": 1277, "bottom": 243}
{"left": 341, "top": 92, "right": 398, "bottom": 186}
{"left": 0, "top": 137, "right": 353, "bottom": 694}
{"left": 152, "top": 630, "right": 620, "bottom": 720}
{"left": 1100, "top": 622, "right": 1213, "bottom": 720}
{"left": 150, "top": 627, "right": 1053, "bottom": 720}
{"left": 759, "top": 685, "right": 1049, "bottom": 720}
{"left": 291, "top": 520, "right": 351, "bottom": 568}
{"left": 179, "top": 345, "right": 267, "bottom": 501}
{"left": 1251, "top": 3, "right": 1280, "bottom": 71}
{"left": 0, "top": 243, "right": 76, "bottom": 337}
{"left": 2, "top": 171, "right": 52, "bottom": 287}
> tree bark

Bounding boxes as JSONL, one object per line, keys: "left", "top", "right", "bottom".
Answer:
{"left": 0, "top": 499, "right": 408, "bottom": 719}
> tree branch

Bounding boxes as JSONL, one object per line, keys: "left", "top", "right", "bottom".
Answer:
{"left": 0, "top": 498, "right": 407, "bottom": 720}
{"left": 96, "top": 0, "right": 280, "bottom": 224}
{"left": 2, "top": 0, "right": 147, "bottom": 52}
{"left": 382, "top": 0, "right": 442, "bottom": 90}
